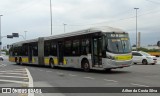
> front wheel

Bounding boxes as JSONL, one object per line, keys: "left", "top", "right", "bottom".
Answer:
{"left": 82, "top": 60, "right": 90, "bottom": 72}
{"left": 142, "top": 59, "right": 148, "bottom": 65}
{"left": 50, "top": 60, "right": 55, "bottom": 69}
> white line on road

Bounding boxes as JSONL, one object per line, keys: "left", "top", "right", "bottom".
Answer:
{"left": 69, "top": 74, "right": 77, "bottom": 77}
{"left": 83, "top": 77, "right": 95, "bottom": 80}
{"left": 0, "top": 75, "right": 28, "bottom": 79}
{"left": 131, "top": 83, "right": 149, "bottom": 87}
{"left": 104, "top": 79, "right": 118, "bottom": 83}
{"left": 0, "top": 79, "right": 28, "bottom": 84}
{"left": 25, "top": 68, "right": 34, "bottom": 96}
{"left": 46, "top": 71, "right": 52, "bottom": 72}
{"left": 0, "top": 72, "right": 27, "bottom": 75}
{"left": 57, "top": 72, "right": 64, "bottom": 74}
{"left": 14, "top": 68, "right": 26, "bottom": 71}
{"left": 0, "top": 63, "right": 6, "bottom": 67}
{"left": 0, "top": 71, "right": 27, "bottom": 73}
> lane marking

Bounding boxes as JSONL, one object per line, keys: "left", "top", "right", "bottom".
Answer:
{"left": 104, "top": 79, "right": 118, "bottom": 83}
{"left": 0, "top": 73, "right": 27, "bottom": 75}
{"left": 131, "top": 83, "right": 149, "bottom": 87}
{"left": 0, "top": 75, "right": 28, "bottom": 79}
{"left": 0, "top": 64, "right": 6, "bottom": 67}
{"left": 57, "top": 72, "right": 64, "bottom": 74}
{"left": 38, "top": 69, "right": 44, "bottom": 72}
{"left": 46, "top": 71, "right": 52, "bottom": 72}
{"left": 0, "top": 71, "right": 27, "bottom": 73}
{"left": 83, "top": 77, "right": 95, "bottom": 80}
{"left": 25, "top": 68, "right": 34, "bottom": 96}
{"left": 0, "top": 79, "right": 28, "bottom": 84}
{"left": 69, "top": 74, "right": 77, "bottom": 77}
{"left": 14, "top": 68, "right": 26, "bottom": 70}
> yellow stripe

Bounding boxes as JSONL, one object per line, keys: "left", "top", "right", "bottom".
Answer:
{"left": 115, "top": 55, "right": 132, "bottom": 61}
{"left": 63, "top": 58, "right": 67, "bottom": 65}
{"left": 32, "top": 58, "right": 35, "bottom": 63}
{"left": 22, "top": 58, "right": 29, "bottom": 63}
{"left": 54, "top": 58, "right": 58, "bottom": 65}
{"left": 9, "top": 57, "right": 15, "bottom": 62}
{"left": 44, "top": 58, "right": 50, "bottom": 65}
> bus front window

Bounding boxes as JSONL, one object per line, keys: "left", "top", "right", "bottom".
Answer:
{"left": 106, "top": 33, "right": 132, "bottom": 54}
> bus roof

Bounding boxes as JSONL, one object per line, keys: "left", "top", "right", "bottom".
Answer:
{"left": 44, "top": 26, "right": 126, "bottom": 40}
{"left": 12, "top": 38, "right": 38, "bottom": 46}
{"left": 12, "top": 26, "right": 126, "bottom": 45}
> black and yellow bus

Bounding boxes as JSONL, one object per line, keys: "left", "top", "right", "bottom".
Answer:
{"left": 9, "top": 26, "right": 132, "bottom": 71}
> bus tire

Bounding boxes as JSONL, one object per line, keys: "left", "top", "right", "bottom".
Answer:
{"left": 50, "top": 59, "right": 55, "bottom": 69}
{"left": 15, "top": 57, "right": 19, "bottom": 65}
{"left": 82, "top": 60, "right": 90, "bottom": 72}
{"left": 19, "top": 57, "right": 22, "bottom": 65}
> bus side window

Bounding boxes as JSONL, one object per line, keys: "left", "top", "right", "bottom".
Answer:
{"left": 51, "top": 42, "right": 57, "bottom": 56}
{"left": 64, "top": 41, "right": 71, "bottom": 56}
{"left": 73, "top": 40, "right": 80, "bottom": 56}
{"left": 44, "top": 41, "right": 50, "bottom": 56}
{"left": 81, "top": 39, "right": 86, "bottom": 55}
{"left": 81, "top": 39, "right": 90, "bottom": 55}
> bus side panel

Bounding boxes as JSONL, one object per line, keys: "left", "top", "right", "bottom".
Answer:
{"left": 9, "top": 56, "right": 15, "bottom": 62}
{"left": 38, "top": 37, "right": 44, "bottom": 65}
{"left": 44, "top": 57, "right": 50, "bottom": 65}
{"left": 21, "top": 56, "right": 29, "bottom": 63}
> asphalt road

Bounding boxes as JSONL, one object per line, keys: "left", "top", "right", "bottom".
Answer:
{"left": 0, "top": 56, "right": 160, "bottom": 96}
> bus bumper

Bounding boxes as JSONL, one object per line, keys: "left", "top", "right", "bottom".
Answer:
{"left": 102, "top": 59, "right": 133, "bottom": 69}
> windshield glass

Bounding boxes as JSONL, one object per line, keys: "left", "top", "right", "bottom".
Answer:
{"left": 106, "top": 33, "right": 132, "bottom": 54}
{"left": 140, "top": 52, "right": 151, "bottom": 56}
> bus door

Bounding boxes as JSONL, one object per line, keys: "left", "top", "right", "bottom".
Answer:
{"left": 28, "top": 45, "right": 33, "bottom": 63}
{"left": 57, "top": 42, "right": 64, "bottom": 65}
{"left": 92, "top": 37, "right": 102, "bottom": 67}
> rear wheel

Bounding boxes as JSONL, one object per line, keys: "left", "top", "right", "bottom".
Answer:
{"left": 142, "top": 59, "right": 148, "bottom": 65}
{"left": 151, "top": 63, "right": 156, "bottom": 65}
{"left": 15, "top": 57, "right": 19, "bottom": 65}
{"left": 82, "top": 60, "right": 90, "bottom": 72}
{"left": 50, "top": 59, "right": 55, "bottom": 69}
{"left": 19, "top": 58, "right": 23, "bottom": 65}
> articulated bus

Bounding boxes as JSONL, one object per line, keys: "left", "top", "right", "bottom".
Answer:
{"left": 9, "top": 27, "right": 132, "bottom": 71}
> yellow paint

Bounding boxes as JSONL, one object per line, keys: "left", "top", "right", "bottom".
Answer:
{"left": 115, "top": 55, "right": 132, "bottom": 61}
{"left": 22, "top": 58, "right": 29, "bottom": 63}
{"left": 44, "top": 58, "right": 50, "bottom": 65}
{"left": 63, "top": 58, "right": 67, "bottom": 65}
{"left": 9, "top": 57, "right": 15, "bottom": 62}
{"left": 32, "top": 58, "right": 35, "bottom": 63}
{"left": 54, "top": 58, "right": 58, "bottom": 65}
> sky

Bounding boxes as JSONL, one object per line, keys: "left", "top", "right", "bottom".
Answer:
{"left": 0, "top": 0, "right": 160, "bottom": 47}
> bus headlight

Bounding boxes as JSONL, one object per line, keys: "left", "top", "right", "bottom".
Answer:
{"left": 107, "top": 55, "right": 115, "bottom": 60}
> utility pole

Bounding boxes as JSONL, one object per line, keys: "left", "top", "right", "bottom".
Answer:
{"left": 24, "top": 31, "right": 27, "bottom": 40}
{"left": 0, "top": 15, "right": 3, "bottom": 56}
{"left": 50, "top": 0, "right": 53, "bottom": 35}
{"left": 134, "top": 8, "right": 139, "bottom": 50}
{"left": 63, "top": 23, "right": 67, "bottom": 33}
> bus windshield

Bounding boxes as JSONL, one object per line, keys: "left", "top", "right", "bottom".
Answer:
{"left": 106, "top": 33, "right": 132, "bottom": 54}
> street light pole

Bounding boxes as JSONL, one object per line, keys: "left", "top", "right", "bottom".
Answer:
{"left": 0, "top": 15, "right": 3, "bottom": 56}
{"left": 134, "top": 8, "right": 139, "bottom": 50}
{"left": 50, "top": 0, "right": 53, "bottom": 35}
{"left": 24, "top": 31, "right": 27, "bottom": 40}
{"left": 63, "top": 23, "right": 67, "bottom": 33}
